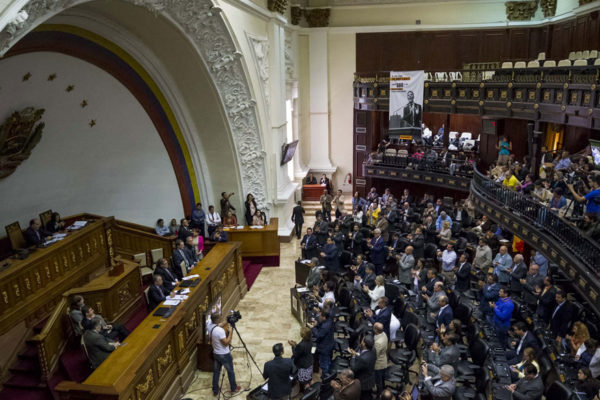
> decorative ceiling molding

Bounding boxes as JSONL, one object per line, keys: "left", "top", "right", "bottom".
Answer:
{"left": 304, "top": 8, "right": 330, "bottom": 27}
{"left": 505, "top": 0, "right": 538, "bottom": 21}
{"left": 267, "top": 0, "right": 288, "bottom": 14}
{"left": 540, "top": 0, "right": 556, "bottom": 17}
{"left": 0, "top": 0, "right": 270, "bottom": 212}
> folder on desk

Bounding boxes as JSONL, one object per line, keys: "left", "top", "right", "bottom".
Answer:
{"left": 179, "top": 278, "right": 200, "bottom": 287}
{"left": 153, "top": 306, "right": 176, "bottom": 318}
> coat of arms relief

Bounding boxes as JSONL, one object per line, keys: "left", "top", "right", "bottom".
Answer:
{"left": 0, "top": 107, "right": 45, "bottom": 179}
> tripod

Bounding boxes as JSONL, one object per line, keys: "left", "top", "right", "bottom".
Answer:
{"left": 231, "top": 323, "right": 263, "bottom": 376}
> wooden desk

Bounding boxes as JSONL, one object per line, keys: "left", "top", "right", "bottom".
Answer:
{"left": 290, "top": 287, "right": 308, "bottom": 326}
{"left": 302, "top": 184, "right": 327, "bottom": 201}
{"left": 0, "top": 213, "right": 176, "bottom": 336}
{"left": 31, "top": 258, "right": 142, "bottom": 381}
{"left": 56, "top": 243, "right": 247, "bottom": 400}
{"left": 0, "top": 217, "right": 110, "bottom": 335}
{"left": 223, "top": 218, "right": 279, "bottom": 265}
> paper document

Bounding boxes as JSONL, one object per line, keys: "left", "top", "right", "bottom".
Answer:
{"left": 53, "top": 233, "right": 67, "bottom": 238}
{"left": 250, "top": 225, "right": 264, "bottom": 229}
{"left": 171, "top": 295, "right": 188, "bottom": 301}
{"left": 182, "top": 274, "right": 200, "bottom": 280}
{"left": 163, "top": 299, "right": 180, "bottom": 306}
{"left": 179, "top": 288, "right": 191, "bottom": 294}
{"left": 237, "top": 226, "right": 245, "bottom": 229}
{"left": 73, "top": 221, "right": 87, "bottom": 227}
{"left": 297, "top": 287, "right": 309, "bottom": 293}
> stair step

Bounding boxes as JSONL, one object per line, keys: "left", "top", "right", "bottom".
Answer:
{"left": 0, "top": 387, "right": 52, "bottom": 400}
{"left": 4, "top": 373, "right": 48, "bottom": 389}
{"left": 10, "top": 358, "right": 40, "bottom": 374}
{"left": 18, "top": 345, "right": 39, "bottom": 360}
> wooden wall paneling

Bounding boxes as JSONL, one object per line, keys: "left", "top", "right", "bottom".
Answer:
{"left": 575, "top": 16, "right": 590, "bottom": 51}
{"left": 549, "top": 21, "right": 574, "bottom": 59}
{"left": 423, "top": 113, "right": 448, "bottom": 134}
{"left": 480, "top": 29, "right": 509, "bottom": 62}
{"left": 455, "top": 32, "right": 481, "bottom": 66}
{"left": 563, "top": 125, "right": 591, "bottom": 154}
{"left": 430, "top": 33, "right": 455, "bottom": 70}
{"left": 527, "top": 27, "right": 549, "bottom": 60}
{"left": 509, "top": 29, "right": 531, "bottom": 61}
{"left": 449, "top": 114, "right": 483, "bottom": 138}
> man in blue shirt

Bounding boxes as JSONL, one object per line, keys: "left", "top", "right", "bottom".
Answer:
{"left": 490, "top": 286, "right": 514, "bottom": 347}
{"left": 493, "top": 245, "right": 512, "bottom": 284}
{"left": 435, "top": 211, "right": 453, "bottom": 231}
{"left": 554, "top": 150, "right": 572, "bottom": 171}
{"left": 568, "top": 175, "right": 600, "bottom": 216}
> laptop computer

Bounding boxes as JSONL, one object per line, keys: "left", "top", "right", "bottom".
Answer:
{"left": 179, "top": 278, "right": 201, "bottom": 287}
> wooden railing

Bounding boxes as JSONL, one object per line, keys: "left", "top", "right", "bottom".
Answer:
{"left": 112, "top": 219, "right": 175, "bottom": 265}
{"left": 29, "top": 297, "right": 70, "bottom": 382}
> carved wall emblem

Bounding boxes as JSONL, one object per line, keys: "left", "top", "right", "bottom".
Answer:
{"left": 540, "top": 0, "right": 556, "bottom": 17}
{"left": 505, "top": 1, "right": 538, "bottom": 21}
{"left": 0, "top": 107, "right": 45, "bottom": 179}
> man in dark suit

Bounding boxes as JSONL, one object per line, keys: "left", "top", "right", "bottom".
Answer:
{"left": 550, "top": 289, "right": 573, "bottom": 343}
{"left": 507, "top": 364, "right": 544, "bottom": 400}
{"left": 520, "top": 264, "right": 544, "bottom": 308}
{"left": 434, "top": 198, "right": 445, "bottom": 215}
{"left": 507, "top": 322, "right": 540, "bottom": 365}
{"left": 349, "top": 224, "right": 364, "bottom": 256}
{"left": 24, "top": 218, "right": 52, "bottom": 246}
{"left": 321, "top": 237, "right": 340, "bottom": 275}
{"left": 291, "top": 201, "right": 305, "bottom": 240}
{"left": 148, "top": 275, "right": 171, "bottom": 310}
{"left": 398, "top": 202, "right": 414, "bottom": 223}
{"left": 305, "top": 173, "right": 317, "bottom": 184}
{"left": 184, "top": 236, "right": 200, "bottom": 265}
{"left": 311, "top": 309, "right": 335, "bottom": 377}
{"left": 154, "top": 258, "right": 179, "bottom": 289}
{"left": 367, "top": 228, "right": 386, "bottom": 275}
{"left": 177, "top": 218, "right": 193, "bottom": 241}
{"left": 349, "top": 335, "right": 376, "bottom": 400}
{"left": 401, "top": 90, "right": 422, "bottom": 127}
{"left": 81, "top": 306, "right": 129, "bottom": 341}
{"left": 421, "top": 268, "right": 442, "bottom": 296}
{"left": 454, "top": 253, "right": 472, "bottom": 293}
{"left": 436, "top": 296, "right": 454, "bottom": 331}
{"left": 365, "top": 297, "right": 392, "bottom": 339}
{"left": 358, "top": 263, "right": 376, "bottom": 290}
{"left": 172, "top": 239, "right": 191, "bottom": 279}
{"left": 83, "top": 317, "right": 120, "bottom": 369}
{"left": 535, "top": 276, "right": 557, "bottom": 324}
{"left": 509, "top": 254, "right": 528, "bottom": 297}
{"left": 408, "top": 229, "right": 425, "bottom": 260}
{"left": 262, "top": 343, "right": 295, "bottom": 399}
{"left": 300, "top": 227, "right": 318, "bottom": 260}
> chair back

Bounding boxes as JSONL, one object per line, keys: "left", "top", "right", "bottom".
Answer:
{"left": 514, "top": 61, "right": 526, "bottom": 68}
{"left": 470, "top": 338, "right": 489, "bottom": 366}
{"left": 404, "top": 323, "right": 421, "bottom": 350}
{"left": 39, "top": 209, "right": 52, "bottom": 230}
{"left": 144, "top": 287, "right": 150, "bottom": 306}
{"left": 402, "top": 310, "right": 419, "bottom": 329}
{"left": 133, "top": 252, "right": 147, "bottom": 267}
{"left": 558, "top": 59, "right": 572, "bottom": 67}
{"left": 501, "top": 61, "right": 513, "bottom": 69}
{"left": 151, "top": 248, "right": 164, "bottom": 264}
{"left": 543, "top": 60, "right": 557, "bottom": 67}
{"left": 180, "top": 261, "right": 187, "bottom": 278}
{"left": 5, "top": 221, "right": 26, "bottom": 250}
{"left": 545, "top": 381, "right": 573, "bottom": 400}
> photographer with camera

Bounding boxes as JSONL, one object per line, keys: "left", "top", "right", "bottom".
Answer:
{"left": 209, "top": 314, "right": 241, "bottom": 396}
{"left": 568, "top": 174, "right": 600, "bottom": 217}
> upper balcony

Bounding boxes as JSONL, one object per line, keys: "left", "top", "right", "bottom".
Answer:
{"left": 470, "top": 166, "right": 600, "bottom": 314}
{"left": 354, "top": 62, "right": 600, "bottom": 129}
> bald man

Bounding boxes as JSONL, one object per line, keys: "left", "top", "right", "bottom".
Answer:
{"left": 373, "top": 323, "right": 388, "bottom": 395}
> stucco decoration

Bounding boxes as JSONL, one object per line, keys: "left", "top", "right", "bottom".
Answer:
{"left": 246, "top": 33, "right": 270, "bottom": 110}
{"left": 284, "top": 30, "right": 294, "bottom": 81}
{"left": 0, "top": 0, "right": 269, "bottom": 212}
{"left": 505, "top": 1, "right": 538, "bottom": 21}
{"left": 0, "top": 107, "right": 45, "bottom": 179}
{"left": 540, "top": 0, "right": 556, "bottom": 17}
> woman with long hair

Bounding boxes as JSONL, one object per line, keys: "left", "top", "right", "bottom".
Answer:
{"left": 244, "top": 193, "right": 257, "bottom": 226}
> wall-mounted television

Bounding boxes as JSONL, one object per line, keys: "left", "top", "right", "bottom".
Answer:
{"left": 281, "top": 140, "right": 299, "bottom": 166}
{"left": 591, "top": 139, "right": 600, "bottom": 166}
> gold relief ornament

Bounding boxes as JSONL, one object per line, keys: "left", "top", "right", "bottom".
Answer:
{"left": 0, "top": 107, "right": 45, "bottom": 179}
{"left": 13, "top": 284, "right": 20, "bottom": 298}
{"left": 2, "top": 291, "right": 8, "bottom": 304}
{"left": 505, "top": 1, "right": 538, "bottom": 21}
{"left": 135, "top": 369, "right": 154, "bottom": 399}
{"left": 157, "top": 345, "right": 173, "bottom": 377}
{"left": 25, "top": 278, "right": 31, "bottom": 290}
{"left": 178, "top": 331, "right": 185, "bottom": 352}
{"left": 35, "top": 271, "right": 41, "bottom": 285}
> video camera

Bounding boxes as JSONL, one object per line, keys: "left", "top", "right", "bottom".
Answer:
{"left": 227, "top": 310, "right": 242, "bottom": 326}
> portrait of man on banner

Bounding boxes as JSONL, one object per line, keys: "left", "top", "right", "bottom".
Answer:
{"left": 389, "top": 71, "right": 424, "bottom": 141}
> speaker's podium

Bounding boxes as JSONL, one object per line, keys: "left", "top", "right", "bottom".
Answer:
{"left": 389, "top": 114, "right": 422, "bottom": 143}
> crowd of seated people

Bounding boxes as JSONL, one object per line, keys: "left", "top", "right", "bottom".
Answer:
{"left": 284, "top": 185, "right": 600, "bottom": 400}
{"left": 369, "top": 136, "right": 475, "bottom": 178}
{"left": 487, "top": 145, "right": 600, "bottom": 242}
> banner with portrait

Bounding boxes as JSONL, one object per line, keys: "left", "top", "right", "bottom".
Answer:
{"left": 389, "top": 70, "right": 424, "bottom": 142}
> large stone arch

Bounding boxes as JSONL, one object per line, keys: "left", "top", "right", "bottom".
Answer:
{"left": 0, "top": 0, "right": 269, "bottom": 211}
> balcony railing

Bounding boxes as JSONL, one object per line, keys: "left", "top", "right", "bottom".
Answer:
{"left": 471, "top": 167, "right": 600, "bottom": 271}
{"left": 363, "top": 156, "right": 473, "bottom": 192}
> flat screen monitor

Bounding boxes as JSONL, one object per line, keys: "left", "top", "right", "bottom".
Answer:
{"left": 281, "top": 140, "right": 299, "bottom": 165}
{"left": 590, "top": 139, "right": 600, "bottom": 166}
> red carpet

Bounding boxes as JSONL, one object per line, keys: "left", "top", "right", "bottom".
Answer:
{"left": 242, "top": 260, "right": 263, "bottom": 290}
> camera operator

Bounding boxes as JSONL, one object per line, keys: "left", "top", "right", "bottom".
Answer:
{"left": 209, "top": 314, "right": 241, "bottom": 396}
{"left": 568, "top": 174, "right": 600, "bottom": 217}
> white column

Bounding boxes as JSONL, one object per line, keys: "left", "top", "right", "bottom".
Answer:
{"left": 308, "top": 29, "right": 335, "bottom": 174}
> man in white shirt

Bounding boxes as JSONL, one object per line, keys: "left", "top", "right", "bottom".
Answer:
{"left": 210, "top": 314, "right": 241, "bottom": 396}
{"left": 206, "top": 205, "right": 222, "bottom": 238}
{"left": 438, "top": 244, "right": 457, "bottom": 285}
{"left": 314, "top": 281, "right": 336, "bottom": 309}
